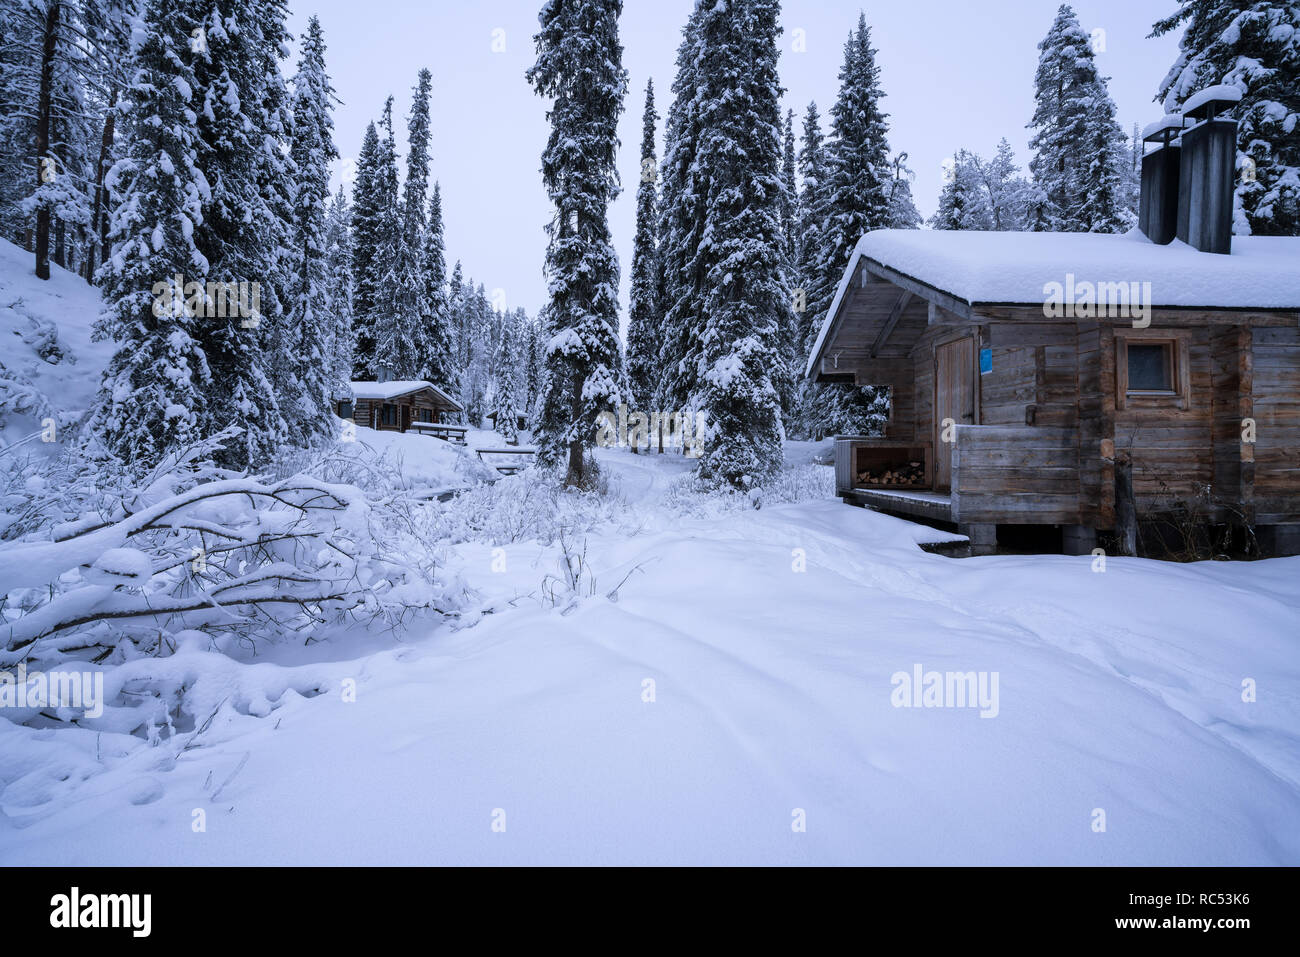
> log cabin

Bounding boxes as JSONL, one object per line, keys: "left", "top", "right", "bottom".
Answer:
{"left": 340, "top": 380, "right": 464, "bottom": 433}
{"left": 806, "top": 89, "right": 1300, "bottom": 557}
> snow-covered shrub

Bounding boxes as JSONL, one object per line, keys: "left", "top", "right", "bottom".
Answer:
{"left": 0, "top": 433, "right": 463, "bottom": 737}
{"left": 434, "top": 469, "right": 642, "bottom": 545}
{"left": 660, "top": 462, "right": 834, "bottom": 517}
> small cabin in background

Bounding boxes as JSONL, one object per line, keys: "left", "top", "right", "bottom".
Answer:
{"left": 806, "top": 89, "right": 1300, "bottom": 558}
{"left": 340, "top": 381, "right": 464, "bottom": 433}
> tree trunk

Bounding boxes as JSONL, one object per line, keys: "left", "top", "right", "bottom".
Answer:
{"left": 34, "top": 1, "right": 60, "bottom": 281}
{"left": 86, "top": 88, "right": 117, "bottom": 281}
{"left": 54, "top": 217, "right": 65, "bottom": 268}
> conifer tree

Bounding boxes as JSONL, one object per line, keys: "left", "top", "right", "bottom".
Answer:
{"left": 349, "top": 120, "right": 382, "bottom": 377}
{"left": 526, "top": 0, "right": 627, "bottom": 485}
{"left": 1152, "top": 0, "right": 1300, "bottom": 234}
{"left": 1028, "top": 4, "right": 1132, "bottom": 233}
{"left": 625, "top": 78, "right": 660, "bottom": 416}
{"left": 421, "top": 180, "right": 455, "bottom": 387}
{"left": 690, "top": 0, "right": 788, "bottom": 488}
{"left": 323, "top": 185, "right": 354, "bottom": 399}
{"left": 89, "top": 0, "right": 210, "bottom": 466}
{"left": 281, "top": 15, "right": 338, "bottom": 446}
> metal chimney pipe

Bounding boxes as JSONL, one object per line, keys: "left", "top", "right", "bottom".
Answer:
{"left": 1139, "top": 115, "right": 1183, "bottom": 245}
{"left": 1176, "top": 85, "right": 1242, "bottom": 255}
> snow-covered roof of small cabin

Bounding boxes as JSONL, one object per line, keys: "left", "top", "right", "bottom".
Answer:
{"left": 348, "top": 380, "right": 463, "bottom": 410}
{"left": 806, "top": 229, "right": 1300, "bottom": 376}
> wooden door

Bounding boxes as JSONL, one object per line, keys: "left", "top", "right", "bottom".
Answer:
{"left": 934, "top": 336, "right": 976, "bottom": 492}
{"left": 400, "top": 403, "right": 412, "bottom": 433}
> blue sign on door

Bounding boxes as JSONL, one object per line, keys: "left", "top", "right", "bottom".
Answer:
{"left": 979, "top": 348, "right": 992, "bottom": 375}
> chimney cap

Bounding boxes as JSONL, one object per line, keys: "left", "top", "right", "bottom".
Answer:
{"left": 1182, "top": 84, "right": 1243, "bottom": 121}
{"left": 1142, "top": 114, "right": 1184, "bottom": 144}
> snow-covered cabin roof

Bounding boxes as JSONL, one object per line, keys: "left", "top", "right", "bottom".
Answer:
{"left": 806, "top": 229, "right": 1300, "bottom": 376}
{"left": 348, "top": 380, "right": 464, "bottom": 410}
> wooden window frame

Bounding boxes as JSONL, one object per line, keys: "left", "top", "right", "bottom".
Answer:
{"left": 1115, "top": 329, "right": 1191, "bottom": 411}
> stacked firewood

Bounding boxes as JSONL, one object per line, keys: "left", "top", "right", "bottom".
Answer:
{"left": 857, "top": 461, "right": 925, "bottom": 487}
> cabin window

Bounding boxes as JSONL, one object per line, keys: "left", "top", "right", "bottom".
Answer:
{"left": 418, "top": 408, "right": 433, "bottom": 423}
{"left": 381, "top": 403, "right": 397, "bottom": 426}
{"left": 336, "top": 400, "right": 353, "bottom": 419}
{"left": 1116, "top": 333, "right": 1188, "bottom": 410}
{"left": 1127, "top": 343, "right": 1174, "bottom": 392}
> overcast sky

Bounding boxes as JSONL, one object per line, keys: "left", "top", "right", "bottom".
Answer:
{"left": 284, "top": 0, "right": 1184, "bottom": 320}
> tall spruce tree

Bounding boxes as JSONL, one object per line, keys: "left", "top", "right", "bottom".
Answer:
{"left": 526, "top": 0, "right": 627, "bottom": 485}
{"left": 625, "top": 78, "right": 660, "bottom": 418}
{"left": 89, "top": 0, "right": 211, "bottom": 466}
{"left": 322, "top": 185, "right": 354, "bottom": 400}
{"left": 1028, "top": 4, "right": 1132, "bottom": 233}
{"left": 281, "top": 15, "right": 338, "bottom": 446}
{"left": 421, "top": 180, "right": 455, "bottom": 388}
{"left": 349, "top": 120, "right": 382, "bottom": 377}
{"left": 1152, "top": 0, "right": 1300, "bottom": 235}
{"left": 374, "top": 78, "right": 433, "bottom": 379}
{"left": 655, "top": 6, "right": 706, "bottom": 417}
{"left": 191, "top": 0, "right": 295, "bottom": 469}
{"left": 690, "top": 0, "right": 788, "bottom": 488}
{"left": 811, "top": 13, "right": 895, "bottom": 438}
{"left": 780, "top": 109, "right": 798, "bottom": 261}
{"left": 793, "top": 102, "right": 828, "bottom": 356}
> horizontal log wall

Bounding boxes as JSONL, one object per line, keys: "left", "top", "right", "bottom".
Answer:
{"left": 951, "top": 425, "right": 1081, "bottom": 525}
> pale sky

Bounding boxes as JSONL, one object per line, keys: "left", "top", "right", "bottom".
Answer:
{"left": 284, "top": 0, "right": 1184, "bottom": 319}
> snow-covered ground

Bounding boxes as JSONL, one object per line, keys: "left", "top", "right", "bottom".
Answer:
{"left": 2, "top": 441, "right": 1297, "bottom": 865}
{"left": 0, "top": 240, "right": 109, "bottom": 452}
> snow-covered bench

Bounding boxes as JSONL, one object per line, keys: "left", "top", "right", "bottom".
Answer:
{"left": 409, "top": 422, "right": 470, "bottom": 445}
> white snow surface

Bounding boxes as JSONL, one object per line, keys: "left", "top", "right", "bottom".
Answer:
{"left": 2, "top": 445, "right": 1297, "bottom": 865}
{"left": 0, "top": 239, "right": 114, "bottom": 448}
{"left": 807, "top": 228, "right": 1300, "bottom": 375}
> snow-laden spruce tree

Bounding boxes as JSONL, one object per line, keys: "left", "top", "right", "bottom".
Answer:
{"left": 807, "top": 13, "right": 895, "bottom": 439}
{"left": 421, "top": 181, "right": 456, "bottom": 389}
{"left": 188, "top": 0, "right": 296, "bottom": 470}
{"left": 978, "top": 138, "right": 1035, "bottom": 231}
{"left": 374, "top": 78, "right": 434, "bottom": 380}
{"left": 931, "top": 150, "right": 995, "bottom": 230}
{"left": 526, "top": 0, "right": 627, "bottom": 486}
{"left": 690, "top": 0, "right": 788, "bottom": 489}
{"left": 820, "top": 13, "right": 893, "bottom": 282}
{"left": 281, "top": 15, "right": 338, "bottom": 448}
{"left": 655, "top": 6, "right": 706, "bottom": 416}
{"left": 1028, "top": 4, "right": 1132, "bottom": 233}
{"left": 491, "top": 318, "right": 521, "bottom": 444}
{"left": 89, "top": 0, "right": 212, "bottom": 467}
{"left": 886, "top": 153, "right": 923, "bottom": 229}
{"left": 781, "top": 109, "right": 798, "bottom": 263}
{"left": 625, "top": 78, "right": 660, "bottom": 418}
{"left": 774, "top": 108, "right": 800, "bottom": 419}
{"left": 349, "top": 120, "right": 382, "bottom": 377}
{"left": 793, "top": 102, "right": 829, "bottom": 358}
{"left": 322, "top": 185, "right": 354, "bottom": 400}
{"left": 1152, "top": 0, "right": 1300, "bottom": 235}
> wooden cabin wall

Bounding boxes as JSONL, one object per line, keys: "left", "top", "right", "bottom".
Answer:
{"left": 982, "top": 322, "right": 1080, "bottom": 430}
{"left": 1210, "top": 326, "right": 1249, "bottom": 511}
{"left": 1252, "top": 326, "right": 1300, "bottom": 524}
{"left": 1114, "top": 327, "right": 1217, "bottom": 508}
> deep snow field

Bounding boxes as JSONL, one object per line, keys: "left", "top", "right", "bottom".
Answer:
{"left": 2, "top": 430, "right": 1298, "bottom": 865}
